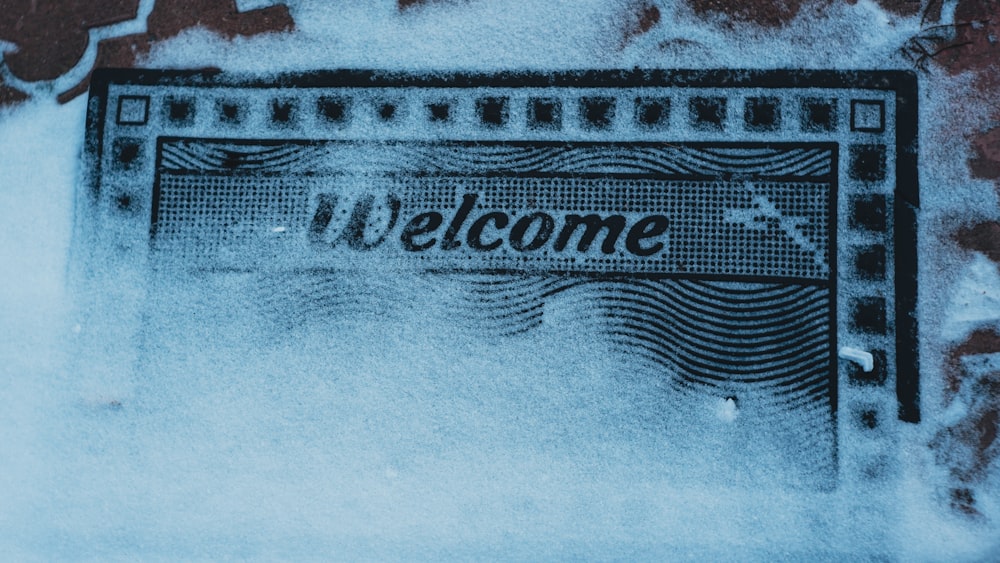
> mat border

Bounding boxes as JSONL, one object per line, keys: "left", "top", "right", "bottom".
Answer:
{"left": 83, "top": 67, "right": 919, "bottom": 422}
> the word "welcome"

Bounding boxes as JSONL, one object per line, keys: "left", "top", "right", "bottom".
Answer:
{"left": 308, "top": 193, "right": 670, "bottom": 257}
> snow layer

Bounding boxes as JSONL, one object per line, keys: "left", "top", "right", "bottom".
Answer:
{"left": 2, "top": 0, "right": 1000, "bottom": 559}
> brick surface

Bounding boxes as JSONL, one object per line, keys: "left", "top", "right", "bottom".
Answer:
{"left": 1, "top": 0, "right": 140, "bottom": 82}
{"left": 0, "top": 0, "right": 294, "bottom": 106}
{"left": 0, "top": 76, "right": 29, "bottom": 106}
{"left": 620, "top": 0, "right": 661, "bottom": 45}
{"left": 687, "top": 0, "right": 812, "bottom": 27}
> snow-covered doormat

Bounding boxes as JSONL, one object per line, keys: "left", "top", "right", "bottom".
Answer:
{"left": 3, "top": 1, "right": 999, "bottom": 560}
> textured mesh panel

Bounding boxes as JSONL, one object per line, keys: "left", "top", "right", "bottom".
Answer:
{"left": 153, "top": 174, "right": 310, "bottom": 260}
{"left": 153, "top": 141, "right": 832, "bottom": 278}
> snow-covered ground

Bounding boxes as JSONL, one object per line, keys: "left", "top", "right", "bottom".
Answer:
{"left": 2, "top": 1, "right": 999, "bottom": 559}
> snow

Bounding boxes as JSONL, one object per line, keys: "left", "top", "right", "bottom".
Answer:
{"left": 942, "top": 253, "right": 1000, "bottom": 342}
{"left": 715, "top": 397, "right": 739, "bottom": 423}
{"left": 2, "top": 0, "right": 1000, "bottom": 559}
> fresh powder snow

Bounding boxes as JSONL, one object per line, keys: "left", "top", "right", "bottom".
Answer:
{"left": 1, "top": 0, "right": 999, "bottom": 560}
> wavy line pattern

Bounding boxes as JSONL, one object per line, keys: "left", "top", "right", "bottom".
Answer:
{"left": 194, "top": 269, "right": 836, "bottom": 475}
{"left": 218, "top": 272, "right": 835, "bottom": 415}
{"left": 450, "top": 274, "right": 584, "bottom": 336}
{"left": 599, "top": 279, "right": 832, "bottom": 410}
{"left": 160, "top": 141, "right": 330, "bottom": 172}
{"left": 159, "top": 141, "right": 833, "bottom": 178}
{"left": 250, "top": 272, "right": 393, "bottom": 330}
{"left": 450, "top": 275, "right": 833, "bottom": 414}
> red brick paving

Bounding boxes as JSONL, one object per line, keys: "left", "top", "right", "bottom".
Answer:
{"left": 1, "top": 0, "right": 140, "bottom": 82}
{"left": 687, "top": 0, "right": 812, "bottom": 27}
{"left": 620, "top": 0, "right": 661, "bottom": 46}
{"left": 0, "top": 76, "right": 28, "bottom": 106}
{"left": 58, "top": 0, "right": 294, "bottom": 102}
{"left": 688, "top": 0, "right": 920, "bottom": 27}
{"left": 0, "top": 0, "right": 294, "bottom": 106}
{"left": 957, "top": 222, "right": 1000, "bottom": 266}
{"left": 913, "top": 5, "right": 1000, "bottom": 489}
